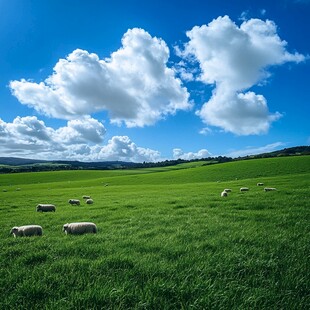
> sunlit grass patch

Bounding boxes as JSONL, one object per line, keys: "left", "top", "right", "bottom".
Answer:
{"left": 0, "top": 156, "right": 309, "bottom": 309}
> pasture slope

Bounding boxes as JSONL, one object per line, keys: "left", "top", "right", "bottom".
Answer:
{"left": 0, "top": 156, "right": 309, "bottom": 309}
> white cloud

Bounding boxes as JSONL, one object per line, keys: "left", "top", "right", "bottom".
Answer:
{"left": 239, "top": 11, "right": 250, "bottom": 21}
{"left": 0, "top": 116, "right": 106, "bottom": 154}
{"left": 173, "top": 148, "right": 211, "bottom": 160}
{"left": 197, "top": 88, "right": 282, "bottom": 135}
{"left": 10, "top": 28, "right": 191, "bottom": 127}
{"left": 173, "top": 60, "right": 197, "bottom": 82}
{"left": 55, "top": 117, "right": 106, "bottom": 144}
{"left": 4, "top": 116, "right": 54, "bottom": 142}
{"left": 180, "top": 16, "right": 305, "bottom": 135}
{"left": 0, "top": 116, "right": 162, "bottom": 162}
{"left": 0, "top": 116, "right": 63, "bottom": 156}
{"left": 97, "top": 136, "right": 161, "bottom": 162}
{"left": 225, "top": 142, "right": 286, "bottom": 158}
{"left": 199, "top": 127, "right": 213, "bottom": 135}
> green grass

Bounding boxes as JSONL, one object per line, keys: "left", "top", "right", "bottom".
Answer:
{"left": 0, "top": 156, "right": 309, "bottom": 309}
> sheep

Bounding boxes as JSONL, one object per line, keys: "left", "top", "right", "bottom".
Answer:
{"left": 68, "top": 199, "right": 80, "bottom": 206}
{"left": 82, "top": 195, "right": 91, "bottom": 199}
{"left": 240, "top": 187, "right": 249, "bottom": 192}
{"left": 63, "top": 222, "right": 97, "bottom": 235}
{"left": 257, "top": 182, "right": 264, "bottom": 186}
{"left": 221, "top": 191, "right": 228, "bottom": 197}
{"left": 86, "top": 198, "right": 93, "bottom": 204}
{"left": 36, "top": 204, "right": 56, "bottom": 212}
{"left": 264, "top": 187, "right": 277, "bottom": 192}
{"left": 224, "top": 189, "right": 232, "bottom": 193}
{"left": 10, "top": 225, "right": 43, "bottom": 237}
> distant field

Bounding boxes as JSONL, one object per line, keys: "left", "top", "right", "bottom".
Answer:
{"left": 0, "top": 156, "right": 309, "bottom": 309}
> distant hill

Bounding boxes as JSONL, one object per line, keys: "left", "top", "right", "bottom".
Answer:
{"left": 0, "top": 157, "right": 137, "bottom": 173}
{"left": 239, "top": 146, "right": 310, "bottom": 159}
{"left": 0, "top": 145, "right": 309, "bottom": 173}
{"left": 53, "top": 160, "right": 137, "bottom": 169}
{"left": 0, "top": 157, "right": 47, "bottom": 166}
{"left": 0, "top": 157, "right": 137, "bottom": 168}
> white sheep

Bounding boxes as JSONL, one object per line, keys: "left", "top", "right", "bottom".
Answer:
{"left": 224, "top": 189, "right": 232, "bottom": 193}
{"left": 264, "top": 187, "right": 277, "bottom": 192}
{"left": 86, "top": 198, "right": 93, "bottom": 204}
{"left": 10, "top": 225, "right": 43, "bottom": 237}
{"left": 240, "top": 187, "right": 249, "bottom": 192}
{"left": 82, "top": 195, "right": 91, "bottom": 199}
{"left": 63, "top": 222, "right": 97, "bottom": 235}
{"left": 68, "top": 199, "right": 80, "bottom": 206}
{"left": 257, "top": 182, "right": 264, "bottom": 186}
{"left": 36, "top": 204, "right": 56, "bottom": 212}
{"left": 221, "top": 191, "right": 228, "bottom": 197}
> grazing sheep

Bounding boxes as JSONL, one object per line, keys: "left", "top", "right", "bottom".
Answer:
{"left": 82, "top": 195, "right": 91, "bottom": 199}
{"left": 264, "top": 187, "right": 277, "bottom": 192}
{"left": 10, "top": 225, "right": 43, "bottom": 237}
{"left": 257, "top": 182, "right": 264, "bottom": 186}
{"left": 68, "top": 199, "right": 80, "bottom": 206}
{"left": 36, "top": 204, "right": 56, "bottom": 212}
{"left": 63, "top": 222, "right": 97, "bottom": 235}
{"left": 224, "top": 189, "right": 232, "bottom": 193}
{"left": 86, "top": 198, "right": 93, "bottom": 204}
{"left": 221, "top": 191, "right": 228, "bottom": 197}
{"left": 240, "top": 187, "right": 249, "bottom": 192}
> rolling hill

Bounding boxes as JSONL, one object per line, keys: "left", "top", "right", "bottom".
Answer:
{"left": 0, "top": 145, "right": 309, "bottom": 173}
{"left": 0, "top": 155, "right": 309, "bottom": 309}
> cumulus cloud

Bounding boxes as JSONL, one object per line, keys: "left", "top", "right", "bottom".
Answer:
{"left": 0, "top": 116, "right": 161, "bottom": 162}
{"left": 0, "top": 116, "right": 105, "bottom": 156}
{"left": 10, "top": 28, "right": 191, "bottom": 127}
{"left": 173, "top": 148, "right": 211, "bottom": 160}
{"left": 180, "top": 16, "right": 305, "bottom": 135}
{"left": 4, "top": 116, "right": 53, "bottom": 142}
{"left": 55, "top": 117, "right": 106, "bottom": 144}
{"left": 197, "top": 88, "right": 282, "bottom": 135}
{"left": 0, "top": 117, "right": 61, "bottom": 155}
{"left": 97, "top": 136, "right": 161, "bottom": 162}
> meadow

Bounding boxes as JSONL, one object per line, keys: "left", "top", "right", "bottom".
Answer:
{"left": 0, "top": 156, "right": 309, "bottom": 309}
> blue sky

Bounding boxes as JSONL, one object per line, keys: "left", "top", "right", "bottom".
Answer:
{"left": 0, "top": 0, "right": 309, "bottom": 162}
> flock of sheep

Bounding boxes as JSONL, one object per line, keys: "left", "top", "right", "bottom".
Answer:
{"left": 10, "top": 195, "right": 97, "bottom": 238}
{"left": 10, "top": 183, "right": 278, "bottom": 237}
{"left": 69, "top": 195, "right": 94, "bottom": 206}
{"left": 221, "top": 182, "right": 277, "bottom": 197}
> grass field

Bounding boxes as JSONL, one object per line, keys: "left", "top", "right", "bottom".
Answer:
{"left": 0, "top": 156, "right": 309, "bottom": 309}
